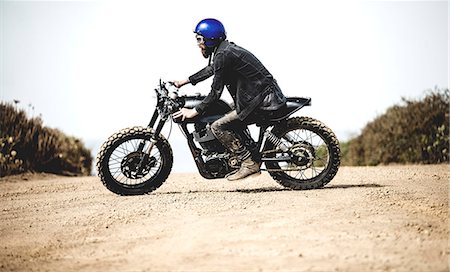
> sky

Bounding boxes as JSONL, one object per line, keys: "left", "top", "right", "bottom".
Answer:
{"left": 1, "top": 0, "right": 448, "bottom": 172}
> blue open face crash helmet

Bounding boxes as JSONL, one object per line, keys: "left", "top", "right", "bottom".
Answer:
{"left": 194, "top": 18, "right": 227, "bottom": 48}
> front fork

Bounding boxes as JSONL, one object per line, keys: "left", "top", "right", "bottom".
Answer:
{"left": 134, "top": 108, "right": 167, "bottom": 170}
{"left": 137, "top": 108, "right": 168, "bottom": 150}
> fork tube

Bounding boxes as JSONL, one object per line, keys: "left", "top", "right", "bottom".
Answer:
{"left": 148, "top": 108, "right": 159, "bottom": 128}
{"left": 145, "top": 118, "right": 166, "bottom": 155}
{"left": 136, "top": 109, "right": 160, "bottom": 152}
{"left": 144, "top": 140, "right": 156, "bottom": 155}
{"left": 152, "top": 118, "right": 167, "bottom": 140}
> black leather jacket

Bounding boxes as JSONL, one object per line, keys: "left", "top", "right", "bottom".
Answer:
{"left": 189, "top": 40, "right": 286, "bottom": 120}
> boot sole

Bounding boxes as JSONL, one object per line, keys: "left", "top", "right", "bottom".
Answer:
{"left": 227, "top": 171, "right": 261, "bottom": 181}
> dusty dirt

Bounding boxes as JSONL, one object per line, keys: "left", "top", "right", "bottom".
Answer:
{"left": 0, "top": 165, "right": 449, "bottom": 271}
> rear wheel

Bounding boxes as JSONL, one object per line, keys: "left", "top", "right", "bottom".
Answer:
{"left": 263, "top": 117, "right": 340, "bottom": 190}
{"left": 96, "top": 126, "right": 173, "bottom": 195}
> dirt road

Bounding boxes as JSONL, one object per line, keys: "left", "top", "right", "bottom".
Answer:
{"left": 0, "top": 165, "right": 448, "bottom": 271}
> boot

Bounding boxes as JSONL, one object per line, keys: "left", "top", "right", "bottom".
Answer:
{"left": 227, "top": 157, "right": 261, "bottom": 181}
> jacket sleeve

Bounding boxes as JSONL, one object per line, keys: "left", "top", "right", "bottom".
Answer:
{"left": 188, "top": 65, "right": 214, "bottom": 86}
{"left": 194, "top": 52, "right": 226, "bottom": 114}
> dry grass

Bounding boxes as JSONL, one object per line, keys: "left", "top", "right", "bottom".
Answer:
{"left": 0, "top": 102, "right": 92, "bottom": 177}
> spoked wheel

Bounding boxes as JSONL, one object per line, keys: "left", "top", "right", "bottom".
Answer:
{"left": 96, "top": 126, "right": 173, "bottom": 195}
{"left": 263, "top": 117, "right": 340, "bottom": 190}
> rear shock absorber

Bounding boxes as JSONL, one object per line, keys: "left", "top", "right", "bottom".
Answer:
{"left": 264, "top": 131, "right": 289, "bottom": 152}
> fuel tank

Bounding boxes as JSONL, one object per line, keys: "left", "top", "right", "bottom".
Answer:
{"left": 175, "top": 95, "right": 233, "bottom": 124}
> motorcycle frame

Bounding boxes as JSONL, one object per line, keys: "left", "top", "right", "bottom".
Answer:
{"left": 144, "top": 105, "right": 290, "bottom": 179}
{"left": 141, "top": 82, "right": 311, "bottom": 179}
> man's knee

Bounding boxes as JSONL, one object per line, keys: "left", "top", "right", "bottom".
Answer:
{"left": 210, "top": 111, "right": 235, "bottom": 135}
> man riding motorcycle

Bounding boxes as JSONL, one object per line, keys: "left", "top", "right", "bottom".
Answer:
{"left": 173, "top": 18, "right": 286, "bottom": 181}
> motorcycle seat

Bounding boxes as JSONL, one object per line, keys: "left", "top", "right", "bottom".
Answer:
{"left": 178, "top": 96, "right": 311, "bottom": 125}
{"left": 261, "top": 97, "right": 311, "bottom": 123}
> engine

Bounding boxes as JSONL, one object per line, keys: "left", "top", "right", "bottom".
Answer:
{"left": 193, "top": 125, "right": 238, "bottom": 178}
{"left": 193, "top": 125, "right": 226, "bottom": 155}
{"left": 187, "top": 93, "right": 258, "bottom": 178}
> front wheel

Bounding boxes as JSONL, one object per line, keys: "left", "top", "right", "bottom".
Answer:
{"left": 96, "top": 126, "right": 173, "bottom": 195}
{"left": 263, "top": 117, "right": 340, "bottom": 190}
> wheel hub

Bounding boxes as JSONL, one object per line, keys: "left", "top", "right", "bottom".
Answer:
{"left": 121, "top": 152, "right": 156, "bottom": 179}
{"left": 290, "top": 142, "right": 315, "bottom": 167}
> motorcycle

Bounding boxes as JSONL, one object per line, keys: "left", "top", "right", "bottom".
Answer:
{"left": 96, "top": 80, "right": 341, "bottom": 195}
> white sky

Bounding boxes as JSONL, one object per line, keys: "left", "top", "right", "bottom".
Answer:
{"left": 1, "top": 0, "right": 448, "bottom": 172}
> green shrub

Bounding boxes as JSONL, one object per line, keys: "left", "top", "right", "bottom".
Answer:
{"left": 0, "top": 102, "right": 92, "bottom": 177}
{"left": 342, "top": 88, "right": 449, "bottom": 165}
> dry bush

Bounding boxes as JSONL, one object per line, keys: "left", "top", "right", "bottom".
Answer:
{"left": 342, "top": 88, "right": 449, "bottom": 165}
{"left": 0, "top": 102, "right": 92, "bottom": 177}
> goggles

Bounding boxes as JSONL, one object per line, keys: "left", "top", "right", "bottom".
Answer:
{"left": 196, "top": 35, "right": 205, "bottom": 45}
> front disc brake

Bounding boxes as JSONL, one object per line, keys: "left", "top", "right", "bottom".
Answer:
{"left": 121, "top": 152, "right": 156, "bottom": 179}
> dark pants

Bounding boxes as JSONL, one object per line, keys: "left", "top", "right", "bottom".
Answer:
{"left": 210, "top": 110, "right": 253, "bottom": 161}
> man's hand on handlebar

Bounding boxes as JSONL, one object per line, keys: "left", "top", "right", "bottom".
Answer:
{"left": 171, "top": 79, "right": 190, "bottom": 88}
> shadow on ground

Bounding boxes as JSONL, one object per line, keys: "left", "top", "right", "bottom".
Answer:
{"left": 156, "top": 183, "right": 384, "bottom": 195}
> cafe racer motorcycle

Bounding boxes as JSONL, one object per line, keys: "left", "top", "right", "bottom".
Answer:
{"left": 96, "top": 80, "right": 340, "bottom": 195}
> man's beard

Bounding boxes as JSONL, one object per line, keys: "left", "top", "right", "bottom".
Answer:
{"left": 201, "top": 47, "right": 214, "bottom": 58}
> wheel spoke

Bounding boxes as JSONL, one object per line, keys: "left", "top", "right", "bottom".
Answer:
{"left": 269, "top": 127, "right": 330, "bottom": 181}
{"left": 107, "top": 137, "right": 163, "bottom": 187}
